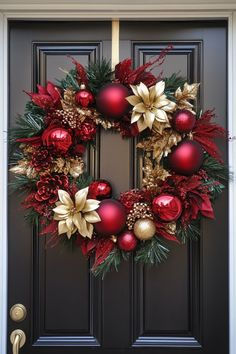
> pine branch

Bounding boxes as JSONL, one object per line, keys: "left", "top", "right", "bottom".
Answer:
{"left": 177, "top": 220, "right": 200, "bottom": 244}
{"left": 134, "top": 236, "right": 169, "bottom": 265}
{"left": 24, "top": 208, "right": 39, "bottom": 226}
{"left": 202, "top": 154, "right": 229, "bottom": 183}
{"left": 202, "top": 179, "right": 225, "bottom": 200}
{"left": 92, "top": 247, "right": 129, "bottom": 279}
{"left": 25, "top": 101, "right": 45, "bottom": 116}
{"left": 9, "top": 112, "right": 45, "bottom": 142}
{"left": 86, "top": 59, "right": 112, "bottom": 95}
{"left": 75, "top": 172, "right": 93, "bottom": 189}
{"left": 164, "top": 73, "right": 186, "bottom": 101}
{"left": 9, "top": 149, "right": 24, "bottom": 165}
{"left": 8, "top": 174, "right": 37, "bottom": 195}
{"left": 56, "top": 68, "right": 80, "bottom": 91}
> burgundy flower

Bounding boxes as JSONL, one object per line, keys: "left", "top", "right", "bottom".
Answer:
{"left": 35, "top": 174, "right": 69, "bottom": 205}
{"left": 119, "top": 189, "right": 144, "bottom": 211}
{"left": 31, "top": 147, "right": 53, "bottom": 171}
{"left": 75, "top": 120, "right": 97, "bottom": 142}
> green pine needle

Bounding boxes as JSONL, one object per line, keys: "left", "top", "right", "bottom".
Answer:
{"left": 75, "top": 172, "right": 93, "bottom": 189}
{"left": 86, "top": 59, "right": 112, "bottom": 95}
{"left": 134, "top": 236, "right": 169, "bottom": 266}
{"left": 8, "top": 174, "right": 37, "bottom": 195}
{"left": 56, "top": 68, "right": 80, "bottom": 91}
{"left": 92, "top": 248, "right": 129, "bottom": 279}
{"left": 9, "top": 112, "right": 45, "bottom": 142}
{"left": 164, "top": 73, "right": 186, "bottom": 101}
{"left": 177, "top": 220, "right": 200, "bottom": 244}
{"left": 202, "top": 154, "right": 229, "bottom": 183}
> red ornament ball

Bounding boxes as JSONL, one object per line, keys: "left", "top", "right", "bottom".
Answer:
{"left": 42, "top": 126, "right": 72, "bottom": 153}
{"left": 168, "top": 140, "right": 204, "bottom": 175}
{"left": 172, "top": 109, "right": 196, "bottom": 133}
{"left": 75, "top": 86, "right": 94, "bottom": 108}
{"left": 152, "top": 194, "right": 182, "bottom": 222}
{"left": 96, "top": 83, "right": 131, "bottom": 120}
{"left": 118, "top": 230, "right": 138, "bottom": 251}
{"left": 94, "top": 199, "right": 127, "bottom": 236}
{"left": 88, "top": 180, "right": 112, "bottom": 200}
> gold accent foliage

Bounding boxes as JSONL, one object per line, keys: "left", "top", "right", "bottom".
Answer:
{"left": 10, "top": 160, "right": 37, "bottom": 179}
{"left": 175, "top": 82, "right": 200, "bottom": 113}
{"left": 126, "top": 202, "right": 153, "bottom": 230}
{"left": 61, "top": 88, "right": 76, "bottom": 109}
{"left": 126, "top": 81, "right": 176, "bottom": 133}
{"left": 165, "top": 221, "right": 176, "bottom": 235}
{"left": 53, "top": 157, "right": 84, "bottom": 178}
{"left": 142, "top": 157, "right": 170, "bottom": 190}
{"left": 53, "top": 187, "right": 101, "bottom": 239}
{"left": 137, "top": 129, "right": 182, "bottom": 163}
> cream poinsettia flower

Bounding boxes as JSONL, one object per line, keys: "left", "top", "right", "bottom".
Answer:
{"left": 126, "top": 81, "right": 176, "bottom": 132}
{"left": 53, "top": 187, "right": 101, "bottom": 239}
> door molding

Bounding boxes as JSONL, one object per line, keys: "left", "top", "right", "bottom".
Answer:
{"left": 0, "top": 4, "right": 235, "bottom": 354}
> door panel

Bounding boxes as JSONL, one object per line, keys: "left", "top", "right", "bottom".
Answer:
{"left": 8, "top": 20, "right": 228, "bottom": 354}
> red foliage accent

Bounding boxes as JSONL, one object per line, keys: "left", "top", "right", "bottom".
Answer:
{"left": 155, "top": 220, "right": 180, "bottom": 243}
{"left": 115, "top": 44, "right": 173, "bottom": 87}
{"left": 40, "top": 220, "right": 58, "bottom": 236}
{"left": 69, "top": 55, "right": 88, "bottom": 86}
{"left": 192, "top": 110, "right": 226, "bottom": 163}
{"left": 24, "top": 82, "right": 61, "bottom": 110}
{"left": 160, "top": 174, "right": 214, "bottom": 225}
{"left": 93, "top": 238, "right": 115, "bottom": 269}
{"left": 16, "top": 136, "right": 42, "bottom": 146}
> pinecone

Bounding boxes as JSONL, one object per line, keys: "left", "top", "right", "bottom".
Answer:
{"left": 31, "top": 147, "right": 53, "bottom": 172}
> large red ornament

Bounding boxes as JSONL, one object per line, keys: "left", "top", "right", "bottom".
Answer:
{"left": 42, "top": 127, "right": 72, "bottom": 153}
{"left": 96, "top": 83, "right": 131, "bottom": 120}
{"left": 75, "top": 84, "right": 94, "bottom": 108}
{"left": 118, "top": 230, "right": 138, "bottom": 251}
{"left": 168, "top": 140, "right": 204, "bottom": 175}
{"left": 94, "top": 199, "right": 127, "bottom": 236}
{"left": 152, "top": 194, "right": 182, "bottom": 222}
{"left": 172, "top": 109, "right": 196, "bottom": 133}
{"left": 88, "top": 180, "right": 112, "bottom": 200}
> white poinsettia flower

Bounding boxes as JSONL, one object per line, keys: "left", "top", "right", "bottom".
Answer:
{"left": 53, "top": 187, "right": 101, "bottom": 239}
{"left": 126, "top": 81, "right": 176, "bottom": 132}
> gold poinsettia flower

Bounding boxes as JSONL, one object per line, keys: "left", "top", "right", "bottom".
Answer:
{"left": 53, "top": 187, "right": 101, "bottom": 239}
{"left": 126, "top": 81, "right": 176, "bottom": 132}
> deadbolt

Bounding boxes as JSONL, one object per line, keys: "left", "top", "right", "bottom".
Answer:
{"left": 10, "top": 304, "right": 27, "bottom": 322}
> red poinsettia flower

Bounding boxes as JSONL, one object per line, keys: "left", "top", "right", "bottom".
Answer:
{"left": 160, "top": 174, "right": 214, "bottom": 225}
{"left": 192, "top": 110, "right": 226, "bottom": 163}
{"left": 24, "top": 82, "right": 61, "bottom": 110}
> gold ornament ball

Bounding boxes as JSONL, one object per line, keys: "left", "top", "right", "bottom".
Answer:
{"left": 133, "top": 218, "right": 156, "bottom": 240}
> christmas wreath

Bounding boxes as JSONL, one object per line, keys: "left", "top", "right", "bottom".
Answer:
{"left": 10, "top": 48, "right": 228, "bottom": 278}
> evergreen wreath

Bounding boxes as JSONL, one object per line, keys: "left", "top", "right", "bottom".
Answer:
{"left": 10, "top": 47, "right": 228, "bottom": 278}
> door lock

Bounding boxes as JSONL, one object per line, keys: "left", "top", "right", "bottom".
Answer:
{"left": 10, "top": 329, "right": 26, "bottom": 354}
{"left": 10, "top": 304, "right": 27, "bottom": 322}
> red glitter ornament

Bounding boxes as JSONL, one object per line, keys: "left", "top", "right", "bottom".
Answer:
{"left": 172, "top": 109, "right": 196, "bottom": 133}
{"left": 75, "top": 120, "right": 96, "bottom": 142}
{"left": 42, "top": 126, "right": 72, "bottom": 153}
{"left": 88, "top": 180, "right": 112, "bottom": 200}
{"left": 94, "top": 199, "right": 127, "bottom": 236}
{"left": 118, "top": 230, "right": 138, "bottom": 251}
{"left": 152, "top": 194, "right": 182, "bottom": 222}
{"left": 75, "top": 84, "right": 94, "bottom": 108}
{"left": 168, "top": 140, "right": 204, "bottom": 175}
{"left": 96, "top": 83, "right": 131, "bottom": 120}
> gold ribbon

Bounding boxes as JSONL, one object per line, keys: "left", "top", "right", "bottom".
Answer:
{"left": 112, "top": 19, "right": 120, "bottom": 70}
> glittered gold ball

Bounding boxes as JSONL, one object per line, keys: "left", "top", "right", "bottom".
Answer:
{"left": 133, "top": 218, "right": 156, "bottom": 240}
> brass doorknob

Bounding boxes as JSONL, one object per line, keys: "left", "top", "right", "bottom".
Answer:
{"left": 10, "top": 304, "right": 27, "bottom": 322}
{"left": 10, "top": 330, "right": 26, "bottom": 354}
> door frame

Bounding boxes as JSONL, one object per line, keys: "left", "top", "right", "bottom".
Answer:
{"left": 0, "top": 3, "right": 236, "bottom": 354}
